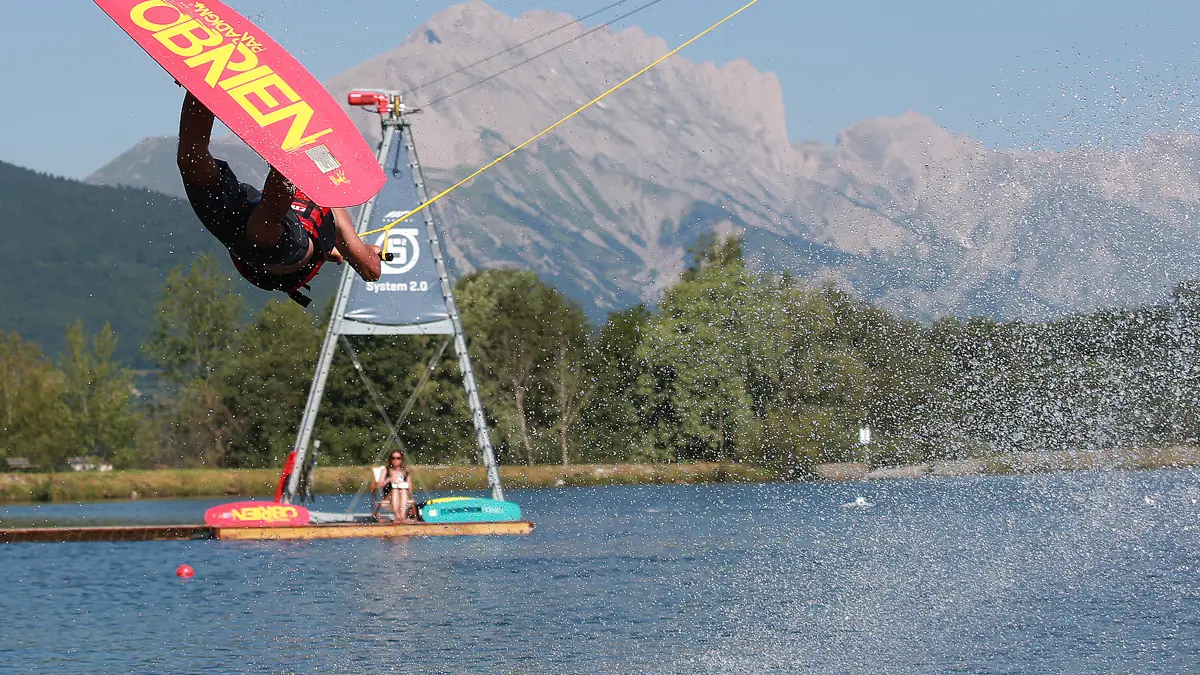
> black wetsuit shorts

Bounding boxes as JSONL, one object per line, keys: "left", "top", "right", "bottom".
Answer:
{"left": 182, "top": 159, "right": 311, "bottom": 266}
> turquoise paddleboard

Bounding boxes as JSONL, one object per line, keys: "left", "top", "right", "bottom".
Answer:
{"left": 420, "top": 497, "right": 522, "bottom": 523}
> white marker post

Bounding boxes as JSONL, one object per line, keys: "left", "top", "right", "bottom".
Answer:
{"left": 859, "top": 425, "right": 871, "bottom": 466}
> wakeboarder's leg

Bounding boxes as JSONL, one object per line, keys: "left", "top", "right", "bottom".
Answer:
{"left": 177, "top": 92, "right": 221, "bottom": 187}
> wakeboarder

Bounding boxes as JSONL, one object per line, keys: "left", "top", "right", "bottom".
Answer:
{"left": 177, "top": 91, "right": 382, "bottom": 306}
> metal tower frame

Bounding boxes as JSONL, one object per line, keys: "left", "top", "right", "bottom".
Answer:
{"left": 283, "top": 95, "right": 504, "bottom": 502}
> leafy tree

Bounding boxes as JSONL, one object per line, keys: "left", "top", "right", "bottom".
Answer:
{"left": 1167, "top": 281, "right": 1200, "bottom": 441}
{"left": 144, "top": 254, "right": 245, "bottom": 384}
{"left": 457, "top": 269, "right": 577, "bottom": 465}
{"left": 682, "top": 231, "right": 745, "bottom": 282}
{"left": 820, "top": 287, "right": 946, "bottom": 465}
{"left": 145, "top": 380, "right": 239, "bottom": 467}
{"left": 294, "top": 304, "right": 482, "bottom": 466}
{"left": 58, "top": 321, "right": 139, "bottom": 465}
{"left": 313, "top": 332, "right": 476, "bottom": 466}
{"left": 637, "top": 234, "right": 770, "bottom": 461}
{"left": 139, "top": 255, "right": 247, "bottom": 467}
{"left": 218, "top": 300, "right": 322, "bottom": 467}
{"left": 922, "top": 305, "right": 1185, "bottom": 458}
{"left": 0, "top": 330, "right": 69, "bottom": 466}
{"left": 579, "top": 304, "right": 651, "bottom": 461}
{"left": 546, "top": 297, "right": 591, "bottom": 465}
{"left": 385, "top": 342, "right": 478, "bottom": 464}
{"left": 752, "top": 283, "right": 869, "bottom": 470}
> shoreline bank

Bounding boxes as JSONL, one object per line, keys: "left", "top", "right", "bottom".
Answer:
{"left": 0, "top": 462, "right": 772, "bottom": 504}
{"left": 0, "top": 446, "right": 1195, "bottom": 505}
{"left": 812, "top": 445, "right": 1198, "bottom": 481}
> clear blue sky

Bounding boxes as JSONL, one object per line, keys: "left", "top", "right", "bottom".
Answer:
{"left": 2, "top": 0, "right": 1198, "bottom": 178}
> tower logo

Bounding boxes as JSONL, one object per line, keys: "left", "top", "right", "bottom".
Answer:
{"left": 375, "top": 213, "right": 421, "bottom": 275}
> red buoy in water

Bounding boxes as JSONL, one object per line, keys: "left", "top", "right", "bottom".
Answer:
{"left": 176, "top": 564, "right": 194, "bottom": 578}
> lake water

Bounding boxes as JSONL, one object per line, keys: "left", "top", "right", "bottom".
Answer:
{"left": 1, "top": 470, "right": 1197, "bottom": 673}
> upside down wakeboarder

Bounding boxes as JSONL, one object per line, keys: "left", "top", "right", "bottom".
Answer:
{"left": 92, "top": 0, "right": 390, "bottom": 306}
{"left": 177, "top": 91, "right": 382, "bottom": 306}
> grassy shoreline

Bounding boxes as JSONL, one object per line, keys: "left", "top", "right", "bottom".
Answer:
{"left": 0, "top": 462, "right": 772, "bottom": 504}
{"left": 0, "top": 446, "right": 1195, "bottom": 505}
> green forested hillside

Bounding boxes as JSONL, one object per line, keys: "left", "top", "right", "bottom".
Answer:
{"left": 0, "top": 159, "right": 223, "bottom": 361}
{"left": 0, "top": 160, "right": 336, "bottom": 363}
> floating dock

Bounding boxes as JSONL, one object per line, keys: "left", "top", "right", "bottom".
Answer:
{"left": 0, "top": 520, "right": 533, "bottom": 544}
{"left": 218, "top": 520, "right": 533, "bottom": 541}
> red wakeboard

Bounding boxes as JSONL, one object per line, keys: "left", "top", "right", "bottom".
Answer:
{"left": 204, "top": 501, "right": 311, "bottom": 528}
{"left": 94, "top": 0, "right": 384, "bottom": 207}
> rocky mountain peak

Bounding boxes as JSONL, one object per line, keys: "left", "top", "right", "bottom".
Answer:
{"left": 331, "top": 1, "right": 791, "bottom": 175}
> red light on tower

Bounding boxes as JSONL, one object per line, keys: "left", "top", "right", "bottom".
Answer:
{"left": 347, "top": 91, "right": 390, "bottom": 114}
{"left": 347, "top": 91, "right": 386, "bottom": 107}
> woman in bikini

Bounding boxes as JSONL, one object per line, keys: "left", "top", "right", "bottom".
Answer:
{"left": 377, "top": 451, "right": 414, "bottom": 523}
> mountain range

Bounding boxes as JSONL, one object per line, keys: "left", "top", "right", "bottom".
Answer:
{"left": 87, "top": 0, "right": 1200, "bottom": 322}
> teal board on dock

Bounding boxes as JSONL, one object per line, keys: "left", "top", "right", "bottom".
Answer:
{"left": 419, "top": 497, "right": 522, "bottom": 523}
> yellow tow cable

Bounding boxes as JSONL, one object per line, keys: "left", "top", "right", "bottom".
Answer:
{"left": 363, "top": 0, "right": 762, "bottom": 248}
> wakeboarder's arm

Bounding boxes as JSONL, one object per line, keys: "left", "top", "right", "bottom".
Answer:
{"left": 177, "top": 92, "right": 221, "bottom": 187}
{"left": 332, "top": 207, "right": 383, "bottom": 281}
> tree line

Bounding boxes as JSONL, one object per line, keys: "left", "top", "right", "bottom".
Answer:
{"left": 2, "top": 234, "right": 1198, "bottom": 474}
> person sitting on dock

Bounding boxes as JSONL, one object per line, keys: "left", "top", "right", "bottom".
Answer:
{"left": 377, "top": 451, "right": 414, "bottom": 523}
